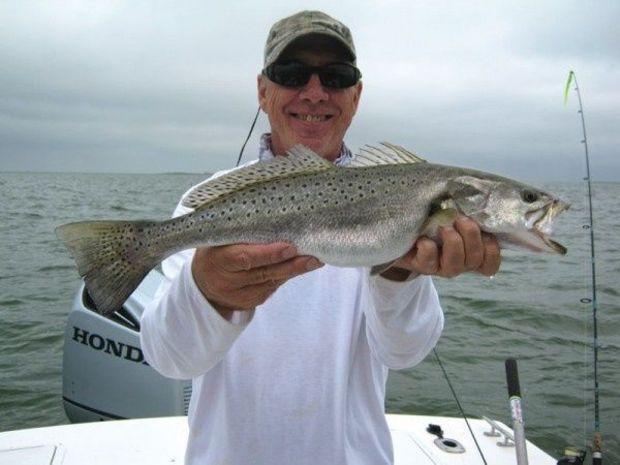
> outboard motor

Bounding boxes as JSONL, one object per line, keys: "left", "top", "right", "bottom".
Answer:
{"left": 62, "top": 270, "right": 191, "bottom": 422}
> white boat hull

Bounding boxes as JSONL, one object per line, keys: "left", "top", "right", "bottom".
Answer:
{"left": 0, "top": 414, "right": 556, "bottom": 464}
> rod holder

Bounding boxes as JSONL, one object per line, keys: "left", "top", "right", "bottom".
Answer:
{"left": 505, "top": 358, "right": 529, "bottom": 465}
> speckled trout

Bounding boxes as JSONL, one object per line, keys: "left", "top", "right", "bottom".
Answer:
{"left": 56, "top": 143, "right": 569, "bottom": 315}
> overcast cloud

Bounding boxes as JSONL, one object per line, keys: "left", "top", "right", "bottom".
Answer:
{"left": 1, "top": 1, "right": 618, "bottom": 181}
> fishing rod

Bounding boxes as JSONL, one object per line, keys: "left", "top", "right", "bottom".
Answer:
{"left": 564, "top": 70, "right": 602, "bottom": 465}
{"left": 236, "top": 106, "right": 261, "bottom": 167}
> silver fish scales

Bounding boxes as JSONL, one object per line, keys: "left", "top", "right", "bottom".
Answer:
{"left": 56, "top": 143, "right": 569, "bottom": 315}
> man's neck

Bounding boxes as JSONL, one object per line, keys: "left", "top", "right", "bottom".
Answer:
{"left": 259, "top": 133, "right": 353, "bottom": 166}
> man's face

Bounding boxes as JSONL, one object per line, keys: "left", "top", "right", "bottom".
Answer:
{"left": 257, "top": 40, "right": 362, "bottom": 161}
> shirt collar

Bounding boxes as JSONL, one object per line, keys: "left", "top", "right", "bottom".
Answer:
{"left": 258, "top": 133, "right": 353, "bottom": 166}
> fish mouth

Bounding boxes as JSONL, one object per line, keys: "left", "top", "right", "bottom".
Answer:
{"left": 525, "top": 199, "right": 570, "bottom": 254}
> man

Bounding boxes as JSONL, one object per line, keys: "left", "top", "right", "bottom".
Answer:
{"left": 141, "top": 10, "right": 500, "bottom": 465}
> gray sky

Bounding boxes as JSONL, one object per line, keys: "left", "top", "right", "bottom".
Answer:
{"left": 1, "top": 1, "right": 618, "bottom": 181}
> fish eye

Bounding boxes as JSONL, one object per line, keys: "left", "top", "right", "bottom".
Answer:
{"left": 521, "top": 189, "right": 539, "bottom": 203}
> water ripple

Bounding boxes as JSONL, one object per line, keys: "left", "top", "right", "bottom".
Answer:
{"left": 37, "top": 265, "right": 74, "bottom": 272}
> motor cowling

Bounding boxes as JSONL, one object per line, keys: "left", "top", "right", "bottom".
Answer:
{"left": 62, "top": 270, "right": 191, "bottom": 422}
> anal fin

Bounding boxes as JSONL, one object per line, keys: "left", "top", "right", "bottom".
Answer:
{"left": 370, "top": 260, "right": 398, "bottom": 276}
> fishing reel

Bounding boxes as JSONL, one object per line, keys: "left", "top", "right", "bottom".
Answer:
{"left": 556, "top": 446, "right": 586, "bottom": 465}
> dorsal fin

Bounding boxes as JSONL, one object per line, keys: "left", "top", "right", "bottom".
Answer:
{"left": 349, "top": 142, "right": 426, "bottom": 167}
{"left": 182, "top": 144, "right": 333, "bottom": 210}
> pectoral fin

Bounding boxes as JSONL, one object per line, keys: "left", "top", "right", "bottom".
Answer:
{"left": 419, "top": 208, "right": 458, "bottom": 241}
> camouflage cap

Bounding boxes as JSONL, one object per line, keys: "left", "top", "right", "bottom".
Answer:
{"left": 264, "top": 10, "right": 356, "bottom": 68}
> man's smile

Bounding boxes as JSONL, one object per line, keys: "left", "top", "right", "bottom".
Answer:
{"left": 289, "top": 112, "right": 334, "bottom": 123}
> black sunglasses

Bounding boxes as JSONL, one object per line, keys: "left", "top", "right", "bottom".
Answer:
{"left": 263, "top": 61, "right": 362, "bottom": 89}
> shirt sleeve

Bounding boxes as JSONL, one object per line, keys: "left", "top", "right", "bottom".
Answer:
{"left": 363, "top": 274, "right": 444, "bottom": 370}
{"left": 139, "top": 176, "right": 255, "bottom": 380}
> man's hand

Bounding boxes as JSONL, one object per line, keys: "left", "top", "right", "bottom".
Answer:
{"left": 382, "top": 216, "right": 501, "bottom": 281}
{"left": 192, "top": 243, "right": 323, "bottom": 320}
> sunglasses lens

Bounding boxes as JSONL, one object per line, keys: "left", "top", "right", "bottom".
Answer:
{"left": 268, "top": 62, "right": 311, "bottom": 88}
{"left": 320, "top": 63, "right": 360, "bottom": 89}
{"left": 265, "top": 62, "right": 360, "bottom": 89}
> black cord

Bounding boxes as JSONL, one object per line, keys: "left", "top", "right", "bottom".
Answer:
{"left": 236, "top": 106, "right": 261, "bottom": 167}
{"left": 433, "top": 347, "right": 488, "bottom": 465}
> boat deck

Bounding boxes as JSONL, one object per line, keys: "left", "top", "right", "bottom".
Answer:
{"left": 0, "top": 414, "right": 556, "bottom": 464}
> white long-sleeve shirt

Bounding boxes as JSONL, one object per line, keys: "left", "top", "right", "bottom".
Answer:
{"left": 140, "top": 137, "right": 444, "bottom": 465}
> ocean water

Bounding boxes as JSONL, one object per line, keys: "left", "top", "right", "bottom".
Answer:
{"left": 0, "top": 171, "right": 618, "bottom": 462}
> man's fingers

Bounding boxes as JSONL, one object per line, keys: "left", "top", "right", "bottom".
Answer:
{"left": 409, "top": 238, "right": 439, "bottom": 275}
{"left": 439, "top": 227, "right": 465, "bottom": 277}
{"left": 477, "top": 233, "right": 501, "bottom": 276}
{"left": 212, "top": 242, "right": 298, "bottom": 272}
{"left": 193, "top": 243, "right": 325, "bottom": 311}
{"left": 236, "top": 256, "right": 323, "bottom": 287}
{"left": 384, "top": 220, "right": 502, "bottom": 281}
{"left": 455, "top": 217, "right": 484, "bottom": 271}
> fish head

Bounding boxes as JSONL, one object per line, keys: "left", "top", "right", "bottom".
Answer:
{"left": 447, "top": 175, "right": 570, "bottom": 254}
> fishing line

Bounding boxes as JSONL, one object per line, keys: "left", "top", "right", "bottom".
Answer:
{"left": 236, "top": 106, "right": 261, "bottom": 167}
{"left": 433, "top": 347, "right": 488, "bottom": 465}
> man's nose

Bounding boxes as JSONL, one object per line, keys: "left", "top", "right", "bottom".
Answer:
{"left": 299, "top": 73, "right": 329, "bottom": 103}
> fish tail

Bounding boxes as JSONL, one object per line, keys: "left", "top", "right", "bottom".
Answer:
{"left": 55, "top": 220, "right": 166, "bottom": 316}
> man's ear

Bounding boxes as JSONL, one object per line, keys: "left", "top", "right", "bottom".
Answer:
{"left": 257, "top": 74, "right": 267, "bottom": 112}
{"left": 352, "top": 80, "right": 363, "bottom": 113}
